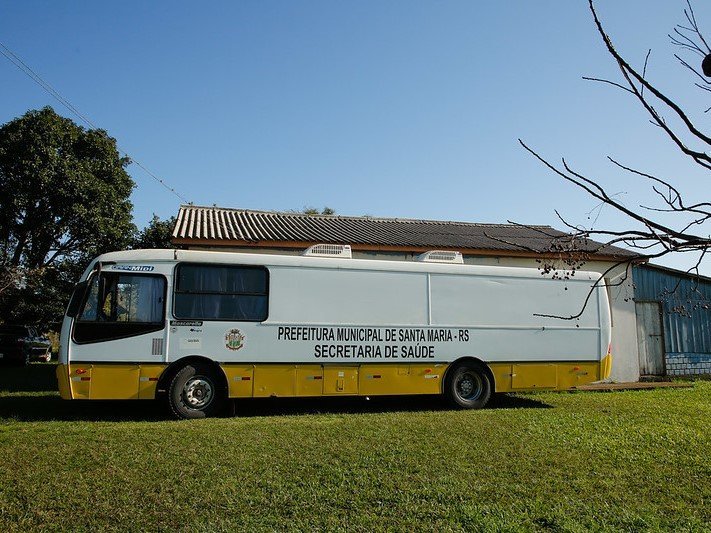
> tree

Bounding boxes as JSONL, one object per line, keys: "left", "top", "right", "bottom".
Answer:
{"left": 301, "top": 206, "right": 336, "bottom": 216}
{"left": 0, "top": 107, "right": 136, "bottom": 325}
{"left": 133, "top": 215, "right": 176, "bottom": 249}
{"left": 520, "top": 1, "right": 711, "bottom": 282}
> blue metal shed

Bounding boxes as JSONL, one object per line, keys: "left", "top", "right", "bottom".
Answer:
{"left": 632, "top": 264, "right": 711, "bottom": 376}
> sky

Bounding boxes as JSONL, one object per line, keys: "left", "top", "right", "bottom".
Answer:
{"left": 1, "top": 1, "right": 710, "bottom": 273}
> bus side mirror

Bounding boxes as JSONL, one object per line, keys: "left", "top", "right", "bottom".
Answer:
{"left": 66, "top": 280, "right": 89, "bottom": 318}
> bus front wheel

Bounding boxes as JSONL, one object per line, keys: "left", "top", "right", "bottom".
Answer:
{"left": 444, "top": 362, "right": 492, "bottom": 409}
{"left": 167, "top": 363, "right": 224, "bottom": 419}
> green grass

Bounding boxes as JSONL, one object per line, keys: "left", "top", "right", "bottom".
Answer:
{"left": 0, "top": 365, "right": 709, "bottom": 532}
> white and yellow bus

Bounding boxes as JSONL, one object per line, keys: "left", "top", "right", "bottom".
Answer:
{"left": 57, "top": 246, "right": 612, "bottom": 418}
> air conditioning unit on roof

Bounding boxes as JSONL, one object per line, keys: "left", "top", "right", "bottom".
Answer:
{"left": 417, "top": 250, "right": 464, "bottom": 264}
{"left": 303, "top": 244, "right": 352, "bottom": 259}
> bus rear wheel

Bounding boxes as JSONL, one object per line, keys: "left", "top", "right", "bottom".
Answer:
{"left": 167, "top": 363, "right": 224, "bottom": 419}
{"left": 445, "top": 362, "right": 492, "bottom": 409}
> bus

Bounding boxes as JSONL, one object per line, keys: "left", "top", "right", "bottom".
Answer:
{"left": 57, "top": 246, "right": 612, "bottom": 418}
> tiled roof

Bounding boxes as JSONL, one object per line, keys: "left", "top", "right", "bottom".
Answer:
{"left": 172, "top": 205, "right": 637, "bottom": 258}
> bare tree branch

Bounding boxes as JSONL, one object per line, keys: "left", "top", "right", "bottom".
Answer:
{"left": 520, "top": 140, "right": 709, "bottom": 250}
{"left": 513, "top": 1, "right": 711, "bottom": 318}
{"left": 589, "top": 0, "right": 711, "bottom": 164}
{"left": 531, "top": 259, "right": 629, "bottom": 321}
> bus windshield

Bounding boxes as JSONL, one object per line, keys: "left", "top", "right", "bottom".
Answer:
{"left": 79, "top": 273, "right": 165, "bottom": 323}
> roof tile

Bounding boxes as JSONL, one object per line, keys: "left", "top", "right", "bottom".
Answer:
{"left": 172, "top": 205, "right": 636, "bottom": 258}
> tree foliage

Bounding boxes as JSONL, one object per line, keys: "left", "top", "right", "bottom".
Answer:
{"left": 133, "top": 215, "right": 176, "bottom": 249}
{"left": 301, "top": 206, "right": 336, "bottom": 216}
{"left": 521, "top": 0, "right": 711, "bottom": 278}
{"left": 0, "top": 107, "right": 136, "bottom": 325}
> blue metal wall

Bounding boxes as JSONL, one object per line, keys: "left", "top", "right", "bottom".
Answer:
{"left": 633, "top": 265, "right": 711, "bottom": 375}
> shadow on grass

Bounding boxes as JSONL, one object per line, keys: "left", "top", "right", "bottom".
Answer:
{"left": 0, "top": 392, "right": 551, "bottom": 422}
{"left": 232, "top": 392, "right": 552, "bottom": 418}
{"left": 0, "top": 395, "right": 166, "bottom": 422}
{"left": 0, "top": 364, "right": 552, "bottom": 422}
{"left": 0, "top": 393, "right": 551, "bottom": 422}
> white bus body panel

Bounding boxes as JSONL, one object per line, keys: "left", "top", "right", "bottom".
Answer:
{"left": 62, "top": 249, "right": 611, "bottom": 367}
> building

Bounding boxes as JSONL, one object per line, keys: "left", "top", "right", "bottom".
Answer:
{"left": 633, "top": 264, "right": 711, "bottom": 378}
{"left": 171, "top": 205, "right": 641, "bottom": 382}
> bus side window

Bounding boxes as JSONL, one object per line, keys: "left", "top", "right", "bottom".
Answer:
{"left": 173, "top": 264, "right": 268, "bottom": 321}
{"left": 115, "top": 276, "right": 165, "bottom": 323}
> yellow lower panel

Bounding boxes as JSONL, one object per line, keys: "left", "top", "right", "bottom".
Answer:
{"left": 223, "top": 365, "right": 255, "bottom": 398}
{"left": 139, "top": 365, "right": 167, "bottom": 400}
{"left": 323, "top": 366, "right": 359, "bottom": 395}
{"left": 56, "top": 364, "right": 71, "bottom": 400}
{"left": 512, "top": 364, "right": 558, "bottom": 389}
{"left": 489, "top": 361, "right": 602, "bottom": 393}
{"left": 296, "top": 365, "right": 323, "bottom": 396}
{"left": 60, "top": 360, "right": 610, "bottom": 400}
{"left": 225, "top": 364, "right": 443, "bottom": 398}
{"left": 65, "top": 362, "right": 445, "bottom": 400}
{"left": 90, "top": 364, "right": 141, "bottom": 400}
{"left": 489, "top": 364, "right": 512, "bottom": 393}
{"left": 557, "top": 362, "right": 602, "bottom": 390}
{"left": 253, "top": 365, "right": 296, "bottom": 397}
{"left": 600, "top": 353, "right": 612, "bottom": 380}
{"left": 67, "top": 364, "right": 93, "bottom": 399}
{"left": 64, "top": 363, "right": 166, "bottom": 400}
{"left": 359, "top": 364, "right": 446, "bottom": 396}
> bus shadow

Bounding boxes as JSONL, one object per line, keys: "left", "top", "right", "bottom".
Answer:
{"left": 0, "top": 395, "right": 166, "bottom": 422}
{"left": 0, "top": 393, "right": 551, "bottom": 422}
{"left": 232, "top": 393, "right": 552, "bottom": 418}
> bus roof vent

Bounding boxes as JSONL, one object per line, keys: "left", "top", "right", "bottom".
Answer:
{"left": 417, "top": 250, "right": 464, "bottom": 264}
{"left": 303, "top": 244, "right": 352, "bottom": 259}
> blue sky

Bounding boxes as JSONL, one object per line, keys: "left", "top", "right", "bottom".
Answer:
{"left": 1, "top": 1, "right": 710, "bottom": 272}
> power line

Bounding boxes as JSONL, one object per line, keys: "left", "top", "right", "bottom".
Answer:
{"left": 0, "top": 41, "right": 190, "bottom": 204}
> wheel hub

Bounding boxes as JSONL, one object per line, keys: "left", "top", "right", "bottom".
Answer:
{"left": 183, "top": 377, "right": 214, "bottom": 409}
{"left": 456, "top": 372, "right": 482, "bottom": 401}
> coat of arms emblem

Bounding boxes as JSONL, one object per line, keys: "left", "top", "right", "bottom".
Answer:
{"left": 225, "top": 329, "right": 245, "bottom": 351}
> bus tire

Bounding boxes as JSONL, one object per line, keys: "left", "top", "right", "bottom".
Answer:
{"left": 444, "top": 362, "right": 492, "bottom": 409}
{"left": 167, "top": 363, "right": 223, "bottom": 419}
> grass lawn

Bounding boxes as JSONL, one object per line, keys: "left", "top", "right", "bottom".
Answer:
{"left": 0, "top": 365, "right": 709, "bottom": 532}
